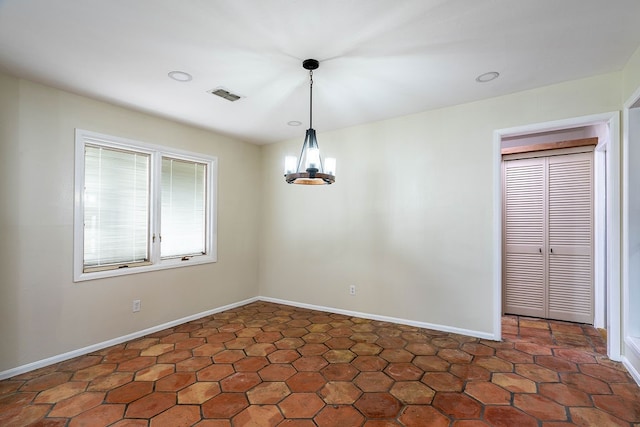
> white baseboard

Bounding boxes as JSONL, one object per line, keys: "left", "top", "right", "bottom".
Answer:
{"left": 622, "top": 336, "right": 640, "bottom": 386}
{"left": 0, "top": 297, "right": 259, "bottom": 381}
{"left": 258, "top": 296, "right": 498, "bottom": 341}
{"left": 1, "top": 295, "right": 499, "bottom": 380}
{"left": 4, "top": 294, "right": 634, "bottom": 388}
{"left": 622, "top": 356, "right": 640, "bottom": 386}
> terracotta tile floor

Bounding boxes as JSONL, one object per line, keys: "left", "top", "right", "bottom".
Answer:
{"left": 1, "top": 302, "right": 639, "bottom": 426}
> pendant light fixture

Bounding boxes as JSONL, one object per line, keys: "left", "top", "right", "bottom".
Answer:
{"left": 284, "top": 59, "right": 336, "bottom": 185}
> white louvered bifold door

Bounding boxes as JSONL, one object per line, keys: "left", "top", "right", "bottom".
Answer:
{"left": 547, "top": 152, "right": 593, "bottom": 323}
{"left": 503, "top": 151, "right": 594, "bottom": 324}
{"left": 503, "top": 158, "right": 546, "bottom": 318}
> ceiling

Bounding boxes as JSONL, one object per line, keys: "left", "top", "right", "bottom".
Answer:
{"left": 1, "top": 1, "right": 639, "bottom": 145}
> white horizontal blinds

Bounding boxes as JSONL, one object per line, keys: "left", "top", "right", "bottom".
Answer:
{"left": 84, "top": 145, "right": 150, "bottom": 268}
{"left": 161, "top": 157, "right": 207, "bottom": 258}
{"left": 503, "top": 158, "right": 546, "bottom": 317}
{"left": 548, "top": 152, "right": 593, "bottom": 323}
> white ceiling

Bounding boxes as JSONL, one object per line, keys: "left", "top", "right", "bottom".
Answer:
{"left": 1, "top": 0, "right": 639, "bottom": 145}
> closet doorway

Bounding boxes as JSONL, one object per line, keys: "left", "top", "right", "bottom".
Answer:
{"left": 503, "top": 145, "right": 594, "bottom": 324}
{"left": 494, "top": 113, "right": 621, "bottom": 361}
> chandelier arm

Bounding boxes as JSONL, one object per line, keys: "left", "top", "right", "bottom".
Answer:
{"left": 296, "top": 130, "right": 310, "bottom": 172}
{"left": 309, "top": 128, "right": 324, "bottom": 172}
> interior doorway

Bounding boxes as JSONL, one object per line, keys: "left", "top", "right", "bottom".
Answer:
{"left": 493, "top": 112, "right": 621, "bottom": 361}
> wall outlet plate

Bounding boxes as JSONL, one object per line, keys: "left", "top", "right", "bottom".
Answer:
{"left": 349, "top": 285, "right": 356, "bottom": 296}
{"left": 132, "top": 299, "right": 141, "bottom": 312}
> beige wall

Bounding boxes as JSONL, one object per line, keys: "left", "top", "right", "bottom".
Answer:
{"left": 0, "top": 73, "right": 261, "bottom": 372}
{"left": 623, "top": 46, "right": 640, "bottom": 103}
{"left": 259, "top": 72, "right": 622, "bottom": 336}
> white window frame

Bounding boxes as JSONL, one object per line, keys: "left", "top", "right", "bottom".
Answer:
{"left": 74, "top": 129, "right": 217, "bottom": 282}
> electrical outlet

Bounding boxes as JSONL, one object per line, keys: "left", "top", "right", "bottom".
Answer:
{"left": 349, "top": 285, "right": 356, "bottom": 296}
{"left": 132, "top": 299, "right": 141, "bottom": 312}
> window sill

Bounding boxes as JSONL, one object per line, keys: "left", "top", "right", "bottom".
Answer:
{"left": 627, "top": 336, "right": 640, "bottom": 356}
{"left": 74, "top": 254, "right": 216, "bottom": 282}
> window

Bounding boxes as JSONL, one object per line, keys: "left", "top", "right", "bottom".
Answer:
{"left": 74, "top": 129, "right": 217, "bottom": 281}
{"left": 161, "top": 158, "right": 207, "bottom": 258}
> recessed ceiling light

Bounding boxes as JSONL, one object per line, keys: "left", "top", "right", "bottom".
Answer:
{"left": 476, "top": 71, "right": 500, "bottom": 83}
{"left": 287, "top": 121, "right": 302, "bottom": 126}
{"left": 168, "top": 71, "right": 192, "bottom": 82}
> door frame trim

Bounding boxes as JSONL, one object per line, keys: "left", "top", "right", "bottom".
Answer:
{"left": 493, "top": 112, "right": 621, "bottom": 361}
{"left": 622, "top": 85, "right": 640, "bottom": 383}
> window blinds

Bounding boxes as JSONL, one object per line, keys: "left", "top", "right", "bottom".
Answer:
{"left": 84, "top": 145, "right": 150, "bottom": 267}
{"left": 161, "top": 158, "right": 207, "bottom": 258}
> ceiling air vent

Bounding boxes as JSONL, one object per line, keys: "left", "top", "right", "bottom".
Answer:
{"left": 208, "top": 87, "right": 242, "bottom": 102}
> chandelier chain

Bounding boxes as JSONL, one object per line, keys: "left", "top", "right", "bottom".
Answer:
{"left": 309, "top": 70, "right": 314, "bottom": 129}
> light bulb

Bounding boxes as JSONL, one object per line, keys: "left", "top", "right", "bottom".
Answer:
{"left": 284, "top": 156, "right": 297, "bottom": 174}
{"left": 325, "top": 158, "right": 336, "bottom": 176}
{"left": 306, "top": 148, "right": 320, "bottom": 169}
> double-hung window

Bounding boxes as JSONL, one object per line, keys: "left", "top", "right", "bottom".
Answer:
{"left": 74, "top": 129, "right": 217, "bottom": 281}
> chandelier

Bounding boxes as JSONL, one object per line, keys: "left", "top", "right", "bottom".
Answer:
{"left": 284, "top": 59, "right": 336, "bottom": 185}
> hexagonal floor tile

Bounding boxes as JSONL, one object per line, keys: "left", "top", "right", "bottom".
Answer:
{"left": 398, "top": 406, "right": 449, "bottom": 427}
{"left": 390, "top": 381, "right": 435, "bottom": 405}
{"left": 233, "top": 405, "right": 283, "bottom": 426}
{"left": 286, "top": 372, "right": 326, "bottom": 392}
{"left": 247, "top": 382, "right": 291, "bottom": 404}
{"left": 315, "top": 405, "right": 364, "bottom": 427}
{"left": 354, "top": 393, "right": 402, "bottom": 418}
{"left": 178, "top": 382, "right": 221, "bottom": 404}
{"left": 319, "top": 381, "right": 362, "bottom": 404}
{"left": 433, "top": 392, "right": 482, "bottom": 419}
{"left": 353, "top": 371, "right": 394, "bottom": 392}
{"left": 201, "top": 393, "right": 249, "bottom": 418}
{"left": 278, "top": 393, "right": 325, "bottom": 418}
